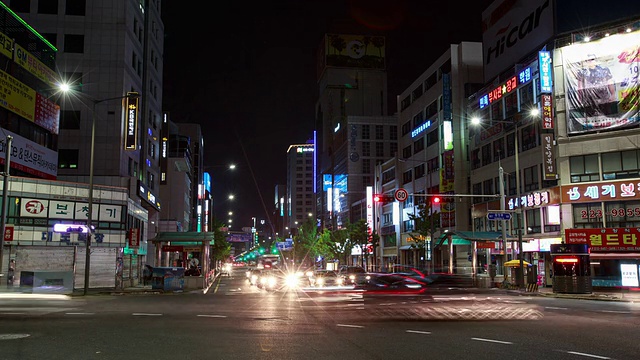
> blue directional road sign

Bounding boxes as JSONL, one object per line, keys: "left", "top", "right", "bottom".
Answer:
{"left": 487, "top": 212, "right": 512, "bottom": 221}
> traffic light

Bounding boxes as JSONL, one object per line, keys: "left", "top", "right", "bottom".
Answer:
{"left": 432, "top": 196, "right": 441, "bottom": 204}
{"left": 373, "top": 194, "right": 394, "bottom": 203}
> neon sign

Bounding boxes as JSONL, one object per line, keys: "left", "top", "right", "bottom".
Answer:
{"left": 411, "top": 120, "right": 432, "bottom": 138}
{"left": 479, "top": 76, "right": 517, "bottom": 109}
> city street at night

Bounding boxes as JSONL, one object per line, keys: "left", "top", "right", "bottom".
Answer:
{"left": 2, "top": 270, "right": 639, "bottom": 360}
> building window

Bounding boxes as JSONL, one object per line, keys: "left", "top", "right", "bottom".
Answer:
{"left": 38, "top": 0, "right": 58, "bottom": 14}
{"left": 60, "top": 110, "right": 81, "bottom": 129}
{"left": 570, "top": 154, "right": 600, "bottom": 183}
{"left": 481, "top": 144, "right": 491, "bottom": 167}
{"left": 64, "top": 34, "right": 84, "bottom": 53}
{"left": 412, "top": 111, "right": 424, "bottom": 128}
{"left": 425, "top": 100, "right": 438, "bottom": 119}
{"left": 493, "top": 138, "right": 505, "bottom": 162}
{"left": 388, "top": 142, "right": 397, "bottom": 157}
{"left": 426, "top": 129, "right": 438, "bottom": 147}
{"left": 525, "top": 209, "right": 541, "bottom": 233}
{"left": 375, "top": 125, "right": 384, "bottom": 140}
{"left": 65, "top": 0, "right": 86, "bottom": 15}
{"left": 362, "top": 142, "right": 370, "bottom": 156}
{"left": 402, "top": 145, "right": 411, "bottom": 159}
{"left": 362, "top": 159, "right": 370, "bottom": 174}
{"left": 10, "top": 0, "right": 30, "bottom": 12}
{"left": 413, "top": 136, "right": 424, "bottom": 154}
{"left": 362, "top": 176, "right": 371, "bottom": 189}
{"left": 401, "top": 121, "right": 411, "bottom": 136}
{"left": 572, "top": 203, "right": 604, "bottom": 228}
{"left": 523, "top": 165, "right": 539, "bottom": 192}
{"left": 427, "top": 157, "right": 438, "bottom": 173}
{"left": 414, "top": 164, "right": 425, "bottom": 179}
{"left": 376, "top": 142, "right": 384, "bottom": 157}
{"left": 390, "top": 126, "right": 397, "bottom": 140}
{"left": 403, "top": 170, "right": 412, "bottom": 185}
{"left": 603, "top": 150, "right": 640, "bottom": 180}
{"left": 58, "top": 149, "right": 79, "bottom": 169}
{"left": 362, "top": 125, "right": 370, "bottom": 139}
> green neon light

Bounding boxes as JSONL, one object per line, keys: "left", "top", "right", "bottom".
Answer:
{"left": 0, "top": 1, "right": 58, "bottom": 52}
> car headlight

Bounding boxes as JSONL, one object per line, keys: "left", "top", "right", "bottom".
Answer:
{"left": 336, "top": 278, "right": 343, "bottom": 285}
{"left": 317, "top": 278, "right": 325, "bottom": 286}
{"left": 285, "top": 274, "right": 300, "bottom": 288}
{"left": 349, "top": 275, "right": 355, "bottom": 280}
{"left": 267, "top": 276, "right": 277, "bottom": 287}
{"left": 305, "top": 271, "right": 313, "bottom": 277}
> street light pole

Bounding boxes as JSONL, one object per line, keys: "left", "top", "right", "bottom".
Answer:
{"left": 514, "top": 123, "right": 524, "bottom": 289}
{"left": 84, "top": 93, "right": 139, "bottom": 296}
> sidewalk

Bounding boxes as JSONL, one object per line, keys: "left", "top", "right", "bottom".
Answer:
{"left": 511, "top": 285, "right": 640, "bottom": 303}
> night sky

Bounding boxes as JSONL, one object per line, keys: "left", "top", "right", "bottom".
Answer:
{"left": 161, "top": 0, "right": 491, "bottom": 230}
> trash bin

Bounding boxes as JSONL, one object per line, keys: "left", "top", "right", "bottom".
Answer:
{"left": 151, "top": 267, "right": 184, "bottom": 291}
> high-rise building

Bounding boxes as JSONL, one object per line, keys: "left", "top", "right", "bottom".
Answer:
{"left": 315, "top": 33, "right": 396, "bottom": 235}
{"left": 285, "top": 143, "right": 315, "bottom": 236}
{"left": 13, "top": 1, "right": 164, "bottom": 250}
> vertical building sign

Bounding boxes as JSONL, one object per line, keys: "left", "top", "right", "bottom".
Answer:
{"left": 541, "top": 94, "right": 554, "bottom": 129}
{"left": 538, "top": 50, "right": 552, "bottom": 93}
{"left": 442, "top": 73, "right": 452, "bottom": 120}
{"left": 124, "top": 92, "right": 139, "bottom": 151}
{"left": 128, "top": 228, "right": 140, "bottom": 247}
{"left": 366, "top": 186, "right": 373, "bottom": 236}
{"left": 542, "top": 133, "right": 556, "bottom": 180}
{"left": 160, "top": 113, "right": 169, "bottom": 184}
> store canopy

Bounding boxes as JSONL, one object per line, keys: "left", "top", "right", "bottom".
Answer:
{"left": 151, "top": 232, "right": 216, "bottom": 244}
{"left": 435, "top": 231, "right": 514, "bottom": 248}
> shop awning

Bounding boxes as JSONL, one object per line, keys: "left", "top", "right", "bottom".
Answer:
{"left": 435, "top": 231, "right": 515, "bottom": 249}
{"left": 151, "top": 231, "right": 216, "bottom": 244}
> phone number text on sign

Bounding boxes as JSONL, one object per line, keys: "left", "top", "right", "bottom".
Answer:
{"left": 581, "top": 207, "right": 640, "bottom": 218}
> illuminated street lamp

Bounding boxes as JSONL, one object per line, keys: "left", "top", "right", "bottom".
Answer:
{"left": 471, "top": 108, "right": 539, "bottom": 289}
{"left": 61, "top": 85, "right": 139, "bottom": 295}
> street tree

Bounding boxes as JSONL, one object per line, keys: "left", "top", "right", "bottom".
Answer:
{"left": 406, "top": 202, "right": 440, "bottom": 270}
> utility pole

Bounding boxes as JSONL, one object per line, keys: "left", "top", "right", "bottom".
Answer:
{"left": 0, "top": 135, "right": 12, "bottom": 283}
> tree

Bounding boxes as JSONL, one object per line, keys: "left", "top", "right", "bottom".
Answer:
{"left": 407, "top": 202, "right": 440, "bottom": 270}
{"left": 328, "top": 222, "right": 354, "bottom": 266}
{"left": 210, "top": 220, "right": 231, "bottom": 268}
{"left": 349, "top": 219, "right": 370, "bottom": 268}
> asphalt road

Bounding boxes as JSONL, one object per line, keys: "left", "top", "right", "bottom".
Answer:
{"left": 1, "top": 270, "right": 639, "bottom": 360}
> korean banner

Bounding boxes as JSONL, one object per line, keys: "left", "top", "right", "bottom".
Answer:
{"left": 562, "top": 31, "right": 640, "bottom": 134}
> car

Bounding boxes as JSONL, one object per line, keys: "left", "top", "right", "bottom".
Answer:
{"left": 307, "top": 270, "right": 345, "bottom": 288}
{"left": 356, "top": 273, "right": 429, "bottom": 295}
{"left": 338, "top": 266, "right": 370, "bottom": 285}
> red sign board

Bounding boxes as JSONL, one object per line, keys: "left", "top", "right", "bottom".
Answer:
{"left": 477, "top": 241, "right": 495, "bottom": 249}
{"left": 162, "top": 245, "right": 184, "bottom": 252}
{"left": 128, "top": 228, "right": 140, "bottom": 247}
{"left": 4, "top": 224, "right": 14, "bottom": 241}
{"left": 541, "top": 94, "right": 553, "bottom": 129}
{"left": 565, "top": 228, "right": 640, "bottom": 252}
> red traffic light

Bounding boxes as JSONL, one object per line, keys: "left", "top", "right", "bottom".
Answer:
{"left": 373, "top": 194, "right": 382, "bottom": 202}
{"left": 432, "top": 196, "right": 441, "bottom": 204}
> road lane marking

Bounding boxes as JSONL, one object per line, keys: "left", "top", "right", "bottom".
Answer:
{"left": 132, "top": 313, "right": 162, "bottom": 316}
{"left": 197, "top": 314, "right": 227, "bottom": 318}
{"left": 406, "top": 330, "right": 431, "bottom": 335}
{"left": 65, "top": 312, "right": 95, "bottom": 315}
{"left": 597, "top": 310, "right": 630, "bottom": 314}
{"left": 471, "top": 337, "right": 513, "bottom": 345}
{"left": 566, "top": 351, "right": 610, "bottom": 359}
{"left": 336, "top": 324, "right": 364, "bottom": 328}
{"left": 545, "top": 306, "right": 568, "bottom": 310}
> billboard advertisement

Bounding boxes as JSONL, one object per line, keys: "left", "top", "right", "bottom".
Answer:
{"left": 321, "top": 34, "right": 385, "bottom": 71}
{"left": 562, "top": 31, "right": 640, "bottom": 134}
{"left": 481, "top": 0, "right": 554, "bottom": 82}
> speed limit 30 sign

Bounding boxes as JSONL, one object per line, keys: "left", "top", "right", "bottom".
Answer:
{"left": 395, "top": 188, "right": 409, "bottom": 202}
